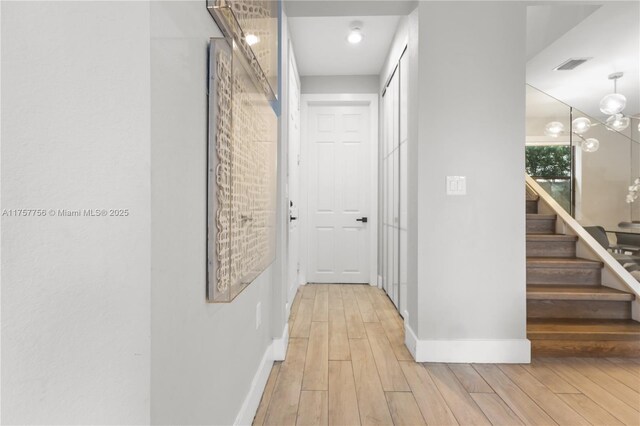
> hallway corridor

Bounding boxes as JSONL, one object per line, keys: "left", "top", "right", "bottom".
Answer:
{"left": 254, "top": 284, "right": 640, "bottom": 426}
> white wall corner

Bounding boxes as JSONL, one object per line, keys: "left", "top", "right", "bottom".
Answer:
{"left": 272, "top": 322, "right": 289, "bottom": 361}
{"left": 405, "top": 323, "right": 531, "bottom": 364}
{"left": 234, "top": 341, "right": 274, "bottom": 426}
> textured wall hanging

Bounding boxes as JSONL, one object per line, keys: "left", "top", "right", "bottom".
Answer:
{"left": 207, "top": 38, "right": 278, "bottom": 302}
{"left": 207, "top": 0, "right": 279, "bottom": 101}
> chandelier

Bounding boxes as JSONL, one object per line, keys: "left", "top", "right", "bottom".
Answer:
{"left": 544, "top": 72, "right": 639, "bottom": 153}
{"left": 543, "top": 118, "right": 601, "bottom": 153}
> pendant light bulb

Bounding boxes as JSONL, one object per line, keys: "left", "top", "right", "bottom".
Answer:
{"left": 582, "top": 138, "right": 600, "bottom": 153}
{"left": 606, "top": 114, "right": 630, "bottom": 132}
{"left": 600, "top": 93, "right": 627, "bottom": 115}
{"left": 572, "top": 117, "right": 591, "bottom": 135}
{"left": 600, "top": 72, "right": 626, "bottom": 115}
{"left": 544, "top": 121, "right": 565, "bottom": 137}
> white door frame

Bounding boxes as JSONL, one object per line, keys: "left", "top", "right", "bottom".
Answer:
{"left": 286, "top": 40, "right": 301, "bottom": 304}
{"left": 300, "top": 93, "right": 379, "bottom": 286}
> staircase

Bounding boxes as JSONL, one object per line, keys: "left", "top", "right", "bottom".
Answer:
{"left": 526, "top": 192, "right": 640, "bottom": 356}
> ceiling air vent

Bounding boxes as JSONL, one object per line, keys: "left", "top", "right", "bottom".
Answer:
{"left": 554, "top": 58, "right": 591, "bottom": 71}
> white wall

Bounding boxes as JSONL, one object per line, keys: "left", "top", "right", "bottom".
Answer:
{"left": 379, "top": 15, "right": 408, "bottom": 92}
{"left": 300, "top": 75, "right": 378, "bottom": 94}
{"left": 2, "top": 1, "right": 289, "bottom": 424}
{"left": 1, "top": 1, "right": 151, "bottom": 423}
{"left": 150, "top": 1, "right": 287, "bottom": 424}
{"left": 408, "top": 2, "right": 529, "bottom": 362}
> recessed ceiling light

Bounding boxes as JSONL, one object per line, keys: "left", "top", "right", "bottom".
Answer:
{"left": 246, "top": 33, "right": 260, "bottom": 46}
{"left": 348, "top": 28, "right": 363, "bottom": 44}
{"left": 347, "top": 21, "right": 364, "bottom": 45}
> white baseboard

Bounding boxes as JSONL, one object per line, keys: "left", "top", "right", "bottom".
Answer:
{"left": 273, "top": 322, "right": 289, "bottom": 361}
{"left": 234, "top": 323, "right": 289, "bottom": 425}
{"left": 404, "top": 320, "right": 419, "bottom": 359}
{"left": 287, "top": 283, "right": 299, "bottom": 308}
{"left": 405, "top": 323, "right": 531, "bottom": 364}
{"left": 377, "top": 274, "right": 383, "bottom": 288}
{"left": 234, "top": 341, "right": 274, "bottom": 426}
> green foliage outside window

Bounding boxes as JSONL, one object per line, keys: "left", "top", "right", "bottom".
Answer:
{"left": 525, "top": 146, "right": 571, "bottom": 177}
{"left": 526, "top": 145, "right": 572, "bottom": 212}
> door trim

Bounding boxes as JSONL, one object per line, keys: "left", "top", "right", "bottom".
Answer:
{"left": 300, "top": 93, "right": 379, "bottom": 286}
{"left": 286, "top": 39, "right": 302, "bottom": 306}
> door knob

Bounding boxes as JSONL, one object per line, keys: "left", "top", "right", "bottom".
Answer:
{"left": 290, "top": 215, "right": 298, "bottom": 221}
{"left": 356, "top": 217, "right": 368, "bottom": 223}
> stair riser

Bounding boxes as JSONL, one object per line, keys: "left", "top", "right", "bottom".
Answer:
{"left": 530, "top": 340, "right": 640, "bottom": 357}
{"left": 527, "top": 267, "right": 601, "bottom": 285}
{"left": 526, "top": 219, "right": 555, "bottom": 234}
{"left": 526, "top": 200, "right": 538, "bottom": 214}
{"left": 527, "top": 300, "right": 631, "bottom": 320}
{"left": 527, "top": 241, "right": 576, "bottom": 258}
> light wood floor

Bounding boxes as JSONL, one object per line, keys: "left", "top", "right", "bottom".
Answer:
{"left": 253, "top": 284, "right": 640, "bottom": 426}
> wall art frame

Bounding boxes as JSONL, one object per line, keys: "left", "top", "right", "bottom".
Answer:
{"left": 207, "top": 0, "right": 279, "bottom": 102}
{"left": 206, "top": 36, "right": 278, "bottom": 303}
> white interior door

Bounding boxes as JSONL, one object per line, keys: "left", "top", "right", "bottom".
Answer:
{"left": 307, "top": 104, "right": 371, "bottom": 283}
{"left": 287, "top": 50, "right": 301, "bottom": 300}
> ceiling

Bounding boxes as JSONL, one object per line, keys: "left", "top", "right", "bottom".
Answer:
{"left": 526, "top": 2, "right": 640, "bottom": 122}
{"left": 286, "top": 1, "right": 639, "bottom": 123}
{"left": 526, "top": 5, "right": 600, "bottom": 61}
{"left": 284, "top": 1, "right": 416, "bottom": 17}
{"left": 288, "top": 15, "right": 403, "bottom": 76}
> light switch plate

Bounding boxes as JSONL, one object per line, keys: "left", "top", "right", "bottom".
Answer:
{"left": 446, "top": 176, "right": 466, "bottom": 195}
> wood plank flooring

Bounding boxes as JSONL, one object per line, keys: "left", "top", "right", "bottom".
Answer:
{"left": 255, "top": 284, "right": 640, "bottom": 426}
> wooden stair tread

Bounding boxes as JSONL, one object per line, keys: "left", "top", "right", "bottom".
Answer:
{"left": 527, "top": 257, "right": 602, "bottom": 268}
{"left": 527, "top": 285, "right": 635, "bottom": 301}
{"left": 526, "top": 234, "right": 577, "bottom": 242}
{"left": 526, "top": 214, "right": 556, "bottom": 220}
{"left": 528, "top": 319, "right": 640, "bottom": 340}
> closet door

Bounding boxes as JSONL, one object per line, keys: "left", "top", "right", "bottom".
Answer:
{"left": 382, "top": 75, "right": 391, "bottom": 298}
{"left": 381, "top": 51, "right": 407, "bottom": 313}
{"left": 382, "top": 69, "right": 400, "bottom": 308}
{"left": 391, "top": 71, "right": 400, "bottom": 308}
{"left": 398, "top": 53, "right": 408, "bottom": 315}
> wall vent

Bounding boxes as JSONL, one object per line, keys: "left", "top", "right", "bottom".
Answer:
{"left": 554, "top": 58, "right": 591, "bottom": 71}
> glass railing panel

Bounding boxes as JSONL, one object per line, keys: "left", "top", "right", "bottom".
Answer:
{"left": 533, "top": 177, "right": 572, "bottom": 213}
